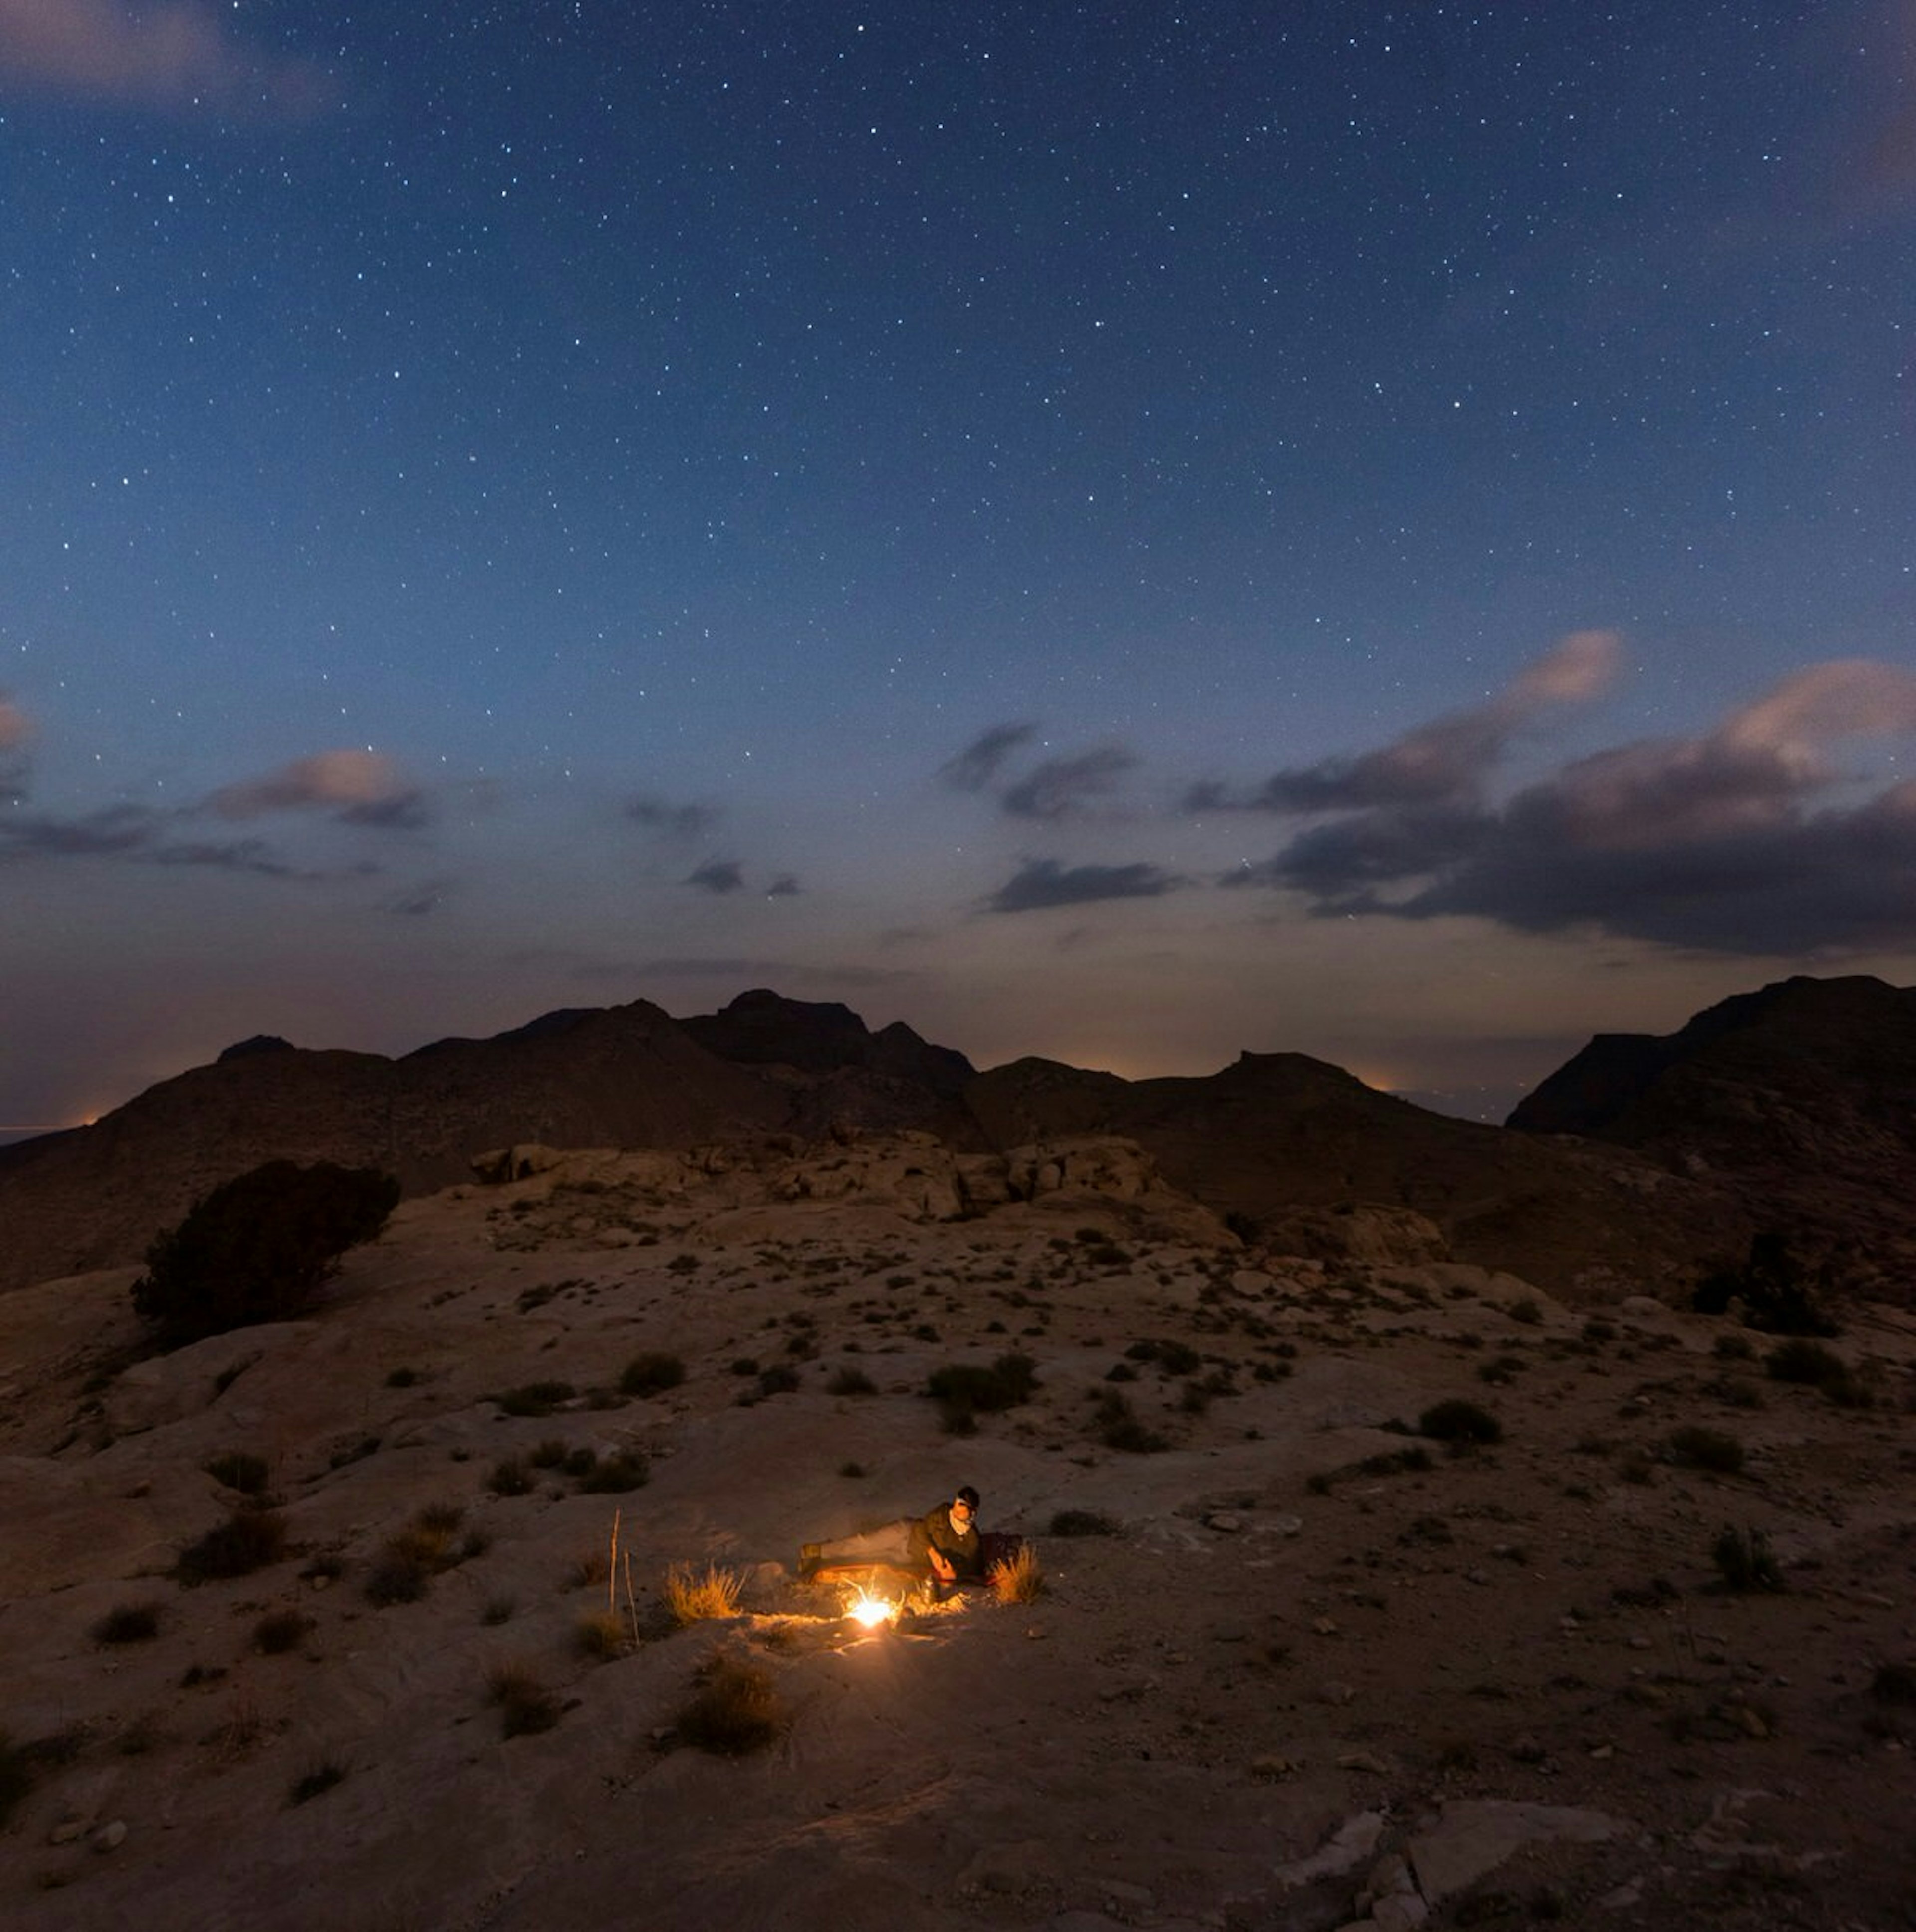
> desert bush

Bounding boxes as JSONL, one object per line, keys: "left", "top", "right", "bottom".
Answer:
{"left": 480, "top": 1595, "right": 515, "bottom": 1626}
{"left": 1048, "top": 1508, "right": 1117, "bottom": 1537}
{"left": 177, "top": 1508, "right": 288, "bottom": 1584}
{"left": 1693, "top": 1231, "right": 1840, "bottom": 1336}
{"left": 576, "top": 1451, "right": 648, "bottom": 1494}
{"left": 384, "top": 1365, "right": 420, "bottom": 1388}
{"left": 755, "top": 1364, "right": 801, "bottom": 1397}
{"left": 93, "top": 1599, "right": 162, "bottom": 1644}
{"left": 987, "top": 1544, "right": 1045, "bottom": 1604}
{"left": 204, "top": 1451, "right": 270, "bottom": 1496}
{"left": 925, "top": 1353, "right": 1039, "bottom": 1430}
{"left": 1870, "top": 1662, "right": 1916, "bottom": 1706}
{"left": 484, "top": 1661, "right": 560, "bottom": 1738}
{"left": 1095, "top": 1390, "right": 1168, "bottom": 1454}
{"left": 1418, "top": 1399, "right": 1502, "bottom": 1448}
{"left": 0, "top": 1732, "right": 34, "bottom": 1829}
{"left": 1507, "top": 1297, "right": 1543, "bottom": 1325}
{"left": 1713, "top": 1332, "right": 1755, "bottom": 1360}
{"left": 1712, "top": 1525, "right": 1785, "bottom": 1592}
{"left": 663, "top": 1562, "right": 742, "bottom": 1626}
{"left": 619, "top": 1352, "right": 685, "bottom": 1398}
{"left": 675, "top": 1651, "right": 785, "bottom": 1755}
{"left": 528, "top": 1438, "right": 569, "bottom": 1470}
{"left": 288, "top": 1761, "right": 346, "bottom": 1805}
{"left": 253, "top": 1608, "right": 313, "bottom": 1654}
{"left": 838, "top": 1460, "right": 867, "bottom": 1478}
{"left": 132, "top": 1161, "right": 400, "bottom": 1345}
{"left": 489, "top": 1456, "right": 534, "bottom": 1497}
{"left": 365, "top": 1505, "right": 471, "bottom": 1606}
{"left": 575, "top": 1610, "right": 628, "bottom": 1660}
{"left": 1764, "top": 1338, "right": 1850, "bottom": 1390}
{"left": 829, "top": 1366, "right": 878, "bottom": 1397}
{"left": 1668, "top": 1426, "right": 1745, "bottom": 1475}
{"left": 494, "top": 1380, "right": 576, "bottom": 1417}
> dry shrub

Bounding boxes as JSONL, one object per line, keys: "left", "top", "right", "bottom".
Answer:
{"left": 987, "top": 1544, "right": 1045, "bottom": 1604}
{"left": 365, "top": 1503, "right": 472, "bottom": 1606}
{"left": 676, "top": 1650, "right": 785, "bottom": 1755}
{"left": 576, "top": 1610, "right": 628, "bottom": 1661}
{"left": 288, "top": 1761, "right": 346, "bottom": 1806}
{"left": 253, "top": 1608, "right": 313, "bottom": 1655}
{"left": 664, "top": 1562, "right": 742, "bottom": 1626}
{"left": 177, "top": 1508, "right": 288, "bottom": 1584}
{"left": 484, "top": 1661, "right": 560, "bottom": 1738}
{"left": 93, "top": 1600, "right": 162, "bottom": 1644}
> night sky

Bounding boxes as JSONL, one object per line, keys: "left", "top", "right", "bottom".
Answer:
{"left": 3, "top": 1, "right": 1915, "bottom": 1139}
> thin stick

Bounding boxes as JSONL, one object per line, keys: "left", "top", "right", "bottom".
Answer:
{"left": 623, "top": 1550, "right": 640, "bottom": 1647}
{"left": 608, "top": 1508, "right": 620, "bottom": 1617}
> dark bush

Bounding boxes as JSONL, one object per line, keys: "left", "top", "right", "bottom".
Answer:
{"left": 132, "top": 1162, "right": 400, "bottom": 1346}
{"left": 619, "top": 1352, "right": 685, "bottom": 1398}
{"left": 177, "top": 1508, "right": 289, "bottom": 1583}
{"left": 1693, "top": 1231, "right": 1840, "bottom": 1337}
{"left": 1668, "top": 1426, "right": 1745, "bottom": 1475}
{"left": 1419, "top": 1399, "right": 1503, "bottom": 1448}
{"left": 1765, "top": 1338, "right": 1850, "bottom": 1389}
{"left": 204, "top": 1451, "right": 270, "bottom": 1496}
{"left": 1048, "top": 1509, "right": 1118, "bottom": 1537}
{"left": 925, "top": 1353, "right": 1039, "bottom": 1416}
{"left": 1713, "top": 1525, "right": 1785, "bottom": 1592}
{"left": 829, "top": 1366, "right": 878, "bottom": 1397}
{"left": 93, "top": 1600, "right": 162, "bottom": 1644}
{"left": 576, "top": 1451, "right": 648, "bottom": 1494}
{"left": 676, "top": 1651, "right": 785, "bottom": 1755}
{"left": 493, "top": 1380, "right": 576, "bottom": 1417}
{"left": 253, "top": 1609, "right": 313, "bottom": 1654}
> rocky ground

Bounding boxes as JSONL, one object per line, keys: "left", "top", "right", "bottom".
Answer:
{"left": 1, "top": 1134, "right": 1912, "bottom": 1932}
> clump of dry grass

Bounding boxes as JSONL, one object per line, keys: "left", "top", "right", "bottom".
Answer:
{"left": 663, "top": 1562, "right": 742, "bottom": 1626}
{"left": 365, "top": 1502, "right": 474, "bottom": 1606}
{"left": 93, "top": 1599, "right": 163, "bottom": 1644}
{"left": 253, "top": 1608, "right": 313, "bottom": 1654}
{"left": 176, "top": 1507, "right": 289, "bottom": 1584}
{"left": 987, "top": 1544, "right": 1045, "bottom": 1604}
{"left": 575, "top": 1609, "right": 628, "bottom": 1661}
{"left": 484, "top": 1660, "right": 560, "bottom": 1738}
{"left": 675, "top": 1650, "right": 785, "bottom": 1755}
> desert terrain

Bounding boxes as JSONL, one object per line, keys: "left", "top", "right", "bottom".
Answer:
{"left": 2, "top": 1128, "right": 1913, "bottom": 1932}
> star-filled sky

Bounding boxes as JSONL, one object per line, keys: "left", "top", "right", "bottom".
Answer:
{"left": 3, "top": 0, "right": 1915, "bottom": 1139}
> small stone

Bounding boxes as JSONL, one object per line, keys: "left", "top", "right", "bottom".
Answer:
{"left": 1627, "top": 1635, "right": 1652, "bottom": 1650}
{"left": 1589, "top": 1744, "right": 1614, "bottom": 1760}
{"left": 1251, "top": 1754, "right": 1301, "bottom": 1780}
{"left": 48, "top": 1817, "right": 86, "bottom": 1846}
{"left": 1205, "top": 1511, "right": 1245, "bottom": 1534}
{"left": 92, "top": 1821, "right": 127, "bottom": 1853}
{"left": 1732, "top": 1705, "right": 1770, "bottom": 1739}
{"left": 1313, "top": 1616, "right": 1341, "bottom": 1636}
{"left": 1373, "top": 1894, "right": 1430, "bottom": 1932}
{"left": 1509, "top": 1735, "right": 1546, "bottom": 1764}
{"left": 1338, "top": 1750, "right": 1393, "bottom": 1776}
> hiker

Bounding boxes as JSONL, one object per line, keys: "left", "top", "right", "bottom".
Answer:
{"left": 800, "top": 1485, "right": 983, "bottom": 1594}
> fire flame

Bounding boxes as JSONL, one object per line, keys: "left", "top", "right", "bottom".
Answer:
{"left": 846, "top": 1592, "right": 894, "bottom": 1628}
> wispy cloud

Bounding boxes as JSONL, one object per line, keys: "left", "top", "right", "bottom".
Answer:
{"left": 0, "top": 0, "right": 338, "bottom": 118}
{"left": 0, "top": 693, "right": 30, "bottom": 801}
{"left": 684, "top": 859, "right": 745, "bottom": 894}
{"left": 939, "top": 722, "right": 1037, "bottom": 793}
{"left": 765, "top": 873, "right": 801, "bottom": 898}
{"left": 1227, "top": 656, "right": 1916, "bottom": 955}
{"left": 1194, "top": 631, "right": 1622, "bottom": 814}
{"left": 206, "top": 750, "right": 427, "bottom": 828}
{"left": 0, "top": 800, "right": 376, "bottom": 880}
{"left": 1001, "top": 743, "right": 1140, "bottom": 821}
{"left": 625, "top": 793, "right": 720, "bottom": 838}
{"left": 986, "top": 858, "right": 1183, "bottom": 914}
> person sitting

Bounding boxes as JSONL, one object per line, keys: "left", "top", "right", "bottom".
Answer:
{"left": 800, "top": 1485, "right": 983, "bottom": 1594}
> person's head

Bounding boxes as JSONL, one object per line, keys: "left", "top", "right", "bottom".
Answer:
{"left": 952, "top": 1485, "right": 980, "bottom": 1526}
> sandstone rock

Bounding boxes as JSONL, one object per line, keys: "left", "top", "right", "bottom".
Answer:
{"left": 92, "top": 1820, "right": 128, "bottom": 1852}
{"left": 104, "top": 1322, "right": 315, "bottom": 1435}
{"left": 1406, "top": 1800, "right": 1620, "bottom": 1903}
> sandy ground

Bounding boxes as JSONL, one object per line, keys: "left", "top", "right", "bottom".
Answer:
{"left": 1, "top": 1146, "right": 1913, "bottom": 1932}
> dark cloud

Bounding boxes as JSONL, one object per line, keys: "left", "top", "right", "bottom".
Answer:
{"left": 1198, "top": 630, "right": 1622, "bottom": 813}
{"left": 1231, "top": 658, "right": 1916, "bottom": 955}
{"left": 0, "top": 800, "right": 377, "bottom": 881}
{"left": 386, "top": 879, "right": 453, "bottom": 917}
{"left": 684, "top": 859, "right": 745, "bottom": 894}
{"left": 939, "top": 722, "right": 1037, "bottom": 793}
{"left": 626, "top": 793, "right": 719, "bottom": 837}
{"left": 765, "top": 874, "right": 801, "bottom": 897}
{"left": 986, "top": 858, "right": 1183, "bottom": 914}
{"left": 1001, "top": 744, "right": 1140, "bottom": 821}
{"left": 570, "top": 955, "right": 908, "bottom": 989}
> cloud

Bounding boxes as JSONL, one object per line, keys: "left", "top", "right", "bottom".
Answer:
{"left": 684, "top": 859, "right": 744, "bottom": 894}
{"left": 765, "top": 874, "right": 801, "bottom": 897}
{"left": 386, "top": 878, "right": 453, "bottom": 917}
{"left": 939, "top": 722, "right": 1037, "bottom": 793}
{"left": 207, "top": 750, "right": 427, "bottom": 827}
{"left": 625, "top": 793, "right": 719, "bottom": 838}
{"left": 0, "top": 693, "right": 30, "bottom": 801}
{"left": 986, "top": 858, "right": 1183, "bottom": 914}
{"left": 1001, "top": 744, "right": 1140, "bottom": 821}
{"left": 0, "top": 801, "right": 373, "bottom": 880}
{"left": 1232, "top": 657, "right": 1916, "bottom": 955}
{"left": 0, "top": 0, "right": 336, "bottom": 117}
{"left": 1198, "top": 630, "right": 1623, "bottom": 813}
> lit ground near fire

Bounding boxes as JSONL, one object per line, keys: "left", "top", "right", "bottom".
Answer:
{"left": 2, "top": 1141, "right": 1913, "bottom": 1931}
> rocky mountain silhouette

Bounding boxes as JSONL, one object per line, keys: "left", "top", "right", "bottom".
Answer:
{"left": 1508, "top": 974, "right": 1916, "bottom": 1295}
{"left": 9, "top": 976, "right": 1906, "bottom": 1302}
